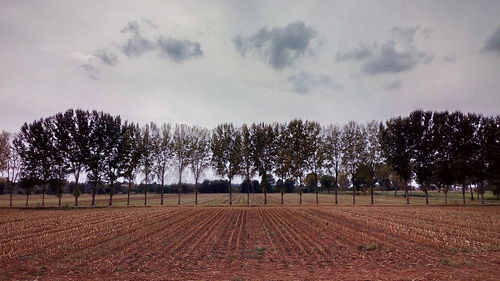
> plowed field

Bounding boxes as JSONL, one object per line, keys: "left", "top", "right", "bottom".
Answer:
{"left": 1, "top": 206, "right": 499, "bottom": 280}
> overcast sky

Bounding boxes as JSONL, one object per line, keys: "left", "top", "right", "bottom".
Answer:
{"left": 1, "top": 0, "right": 499, "bottom": 133}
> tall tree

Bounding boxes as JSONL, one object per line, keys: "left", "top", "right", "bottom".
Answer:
{"left": 273, "top": 123, "right": 291, "bottom": 204}
{"left": 380, "top": 117, "right": 412, "bottom": 204}
{"left": 341, "top": 121, "right": 366, "bottom": 204}
{"left": 122, "top": 123, "right": 143, "bottom": 206}
{"left": 322, "top": 124, "right": 343, "bottom": 204}
{"left": 303, "top": 121, "right": 323, "bottom": 204}
{"left": 362, "top": 120, "right": 383, "bottom": 204}
{"left": 211, "top": 123, "right": 241, "bottom": 205}
{"left": 239, "top": 124, "right": 255, "bottom": 205}
{"left": 408, "top": 110, "right": 435, "bottom": 205}
{"left": 188, "top": 126, "right": 211, "bottom": 205}
{"left": 103, "top": 116, "right": 124, "bottom": 206}
{"left": 154, "top": 123, "right": 172, "bottom": 205}
{"left": 139, "top": 123, "right": 156, "bottom": 206}
{"left": 172, "top": 124, "right": 194, "bottom": 205}
{"left": 286, "top": 120, "right": 309, "bottom": 204}
{"left": 250, "top": 123, "right": 276, "bottom": 204}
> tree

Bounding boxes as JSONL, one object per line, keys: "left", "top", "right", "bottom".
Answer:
{"left": 14, "top": 118, "right": 56, "bottom": 207}
{"left": 286, "top": 120, "right": 309, "bottom": 204}
{"left": 273, "top": 123, "right": 291, "bottom": 204}
{"left": 139, "top": 123, "right": 156, "bottom": 206}
{"left": 154, "top": 123, "right": 172, "bottom": 205}
{"left": 172, "top": 124, "right": 194, "bottom": 205}
{"left": 341, "top": 121, "right": 366, "bottom": 204}
{"left": 211, "top": 123, "right": 241, "bottom": 205}
{"left": 2, "top": 132, "right": 20, "bottom": 206}
{"left": 122, "top": 123, "right": 143, "bottom": 206}
{"left": 380, "top": 117, "right": 412, "bottom": 204}
{"left": 188, "top": 126, "right": 211, "bottom": 205}
{"left": 362, "top": 121, "right": 383, "bottom": 204}
{"left": 53, "top": 109, "right": 91, "bottom": 206}
{"left": 239, "top": 124, "right": 255, "bottom": 205}
{"left": 103, "top": 116, "right": 124, "bottom": 206}
{"left": 0, "top": 131, "right": 9, "bottom": 176}
{"left": 408, "top": 110, "right": 435, "bottom": 205}
{"left": 322, "top": 124, "right": 343, "bottom": 204}
{"left": 250, "top": 123, "right": 276, "bottom": 204}
{"left": 319, "top": 175, "right": 334, "bottom": 195}
{"left": 303, "top": 121, "right": 323, "bottom": 204}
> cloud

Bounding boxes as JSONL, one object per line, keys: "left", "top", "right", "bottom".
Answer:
{"left": 384, "top": 80, "right": 401, "bottom": 91}
{"left": 287, "top": 72, "right": 342, "bottom": 94}
{"left": 79, "top": 64, "right": 99, "bottom": 80}
{"left": 337, "top": 26, "right": 434, "bottom": 75}
{"left": 94, "top": 49, "right": 118, "bottom": 66}
{"left": 390, "top": 26, "right": 420, "bottom": 45}
{"left": 336, "top": 43, "right": 372, "bottom": 61}
{"left": 440, "top": 55, "right": 457, "bottom": 63}
{"left": 120, "top": 21, "right": 155, "bottom": 58}
{"left": 483, "top": 26, "right": 500, "bottom": 55}
{"left": 157, "top": 37, "right": 203, "bottom": 62}
{"left": 362, "top": 41, "right": 433, "bottom": 75}
{"left": 234, "top": 21, "right": 317, "bottom": 70}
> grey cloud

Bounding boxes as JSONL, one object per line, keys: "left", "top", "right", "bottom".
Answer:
{"left": 384, "top": 80, "right": 401, "bottom": 91}
{"left": 234, "top": 21, "right": 316, "bottom": 70}
{"left": 338, "top": 26, "right": 434, "bottom": 75}
{"left": 390, "top": 26, "right": 420, "bottom": 45}
{"left": 79, "top": 64, "right": 99, "bottom": 80}
{"left": 287, "top": 72, "right": 342, "bottom": 94}
{"left": 336, "top": 43, "right": 372, "bottom": 61}
{"left": 362, "top": 41, "right": 433, "bottom": 75}
{"left": 483, "top": 26, "right": 500, "bottom": 55}
{"left": 94, "top": 49, "right": 118, "bottom": 66}
{"left": 120, "top": 21, "right": 155, "bottom": 58}
{"left": 157, "top": 37, "right": 203, "bottom": 62}
{"left": 441, "top": 55, "right": 457, "bottom": 63}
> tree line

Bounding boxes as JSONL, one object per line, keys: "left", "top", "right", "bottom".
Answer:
{"left": 0, "top": 109, "right": 498, "bottom": 206}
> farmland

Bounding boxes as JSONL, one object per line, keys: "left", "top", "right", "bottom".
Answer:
{"left": 1, "top": 205, "right": 499, "bottom": 280}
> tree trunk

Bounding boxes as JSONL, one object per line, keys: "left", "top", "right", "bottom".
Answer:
{"left": 144, "top": 176, "right": 148, "bottom": 206}
{"left": 394, "top": 187, "right": 398, "bottom": 196}
{"left": 462, "top": 184, "right": 466, "bottom": 205}
{"left": 445, "top": 190, "right": 448, "bottom": 205}
{"left": 299, "top": 191, "right": 302, "bottom": 205}
{"left": 481, "top": 193, "right": 484, "bottom": 204}
{"left": 264, "top": 187, "right": 267, "bottom": 205}
{"left": 316, "top": 190, "right": 319, "bottom": 204}
{"left": 195, "top": 181, "right": 198, "bottom": 205}
{"left": 404, "top": 181, "right": 409, "bottom": 204}
{"left": 109, "top": 182, "right": 114, "bottom": 206}
{"left": 177, "top": 184, "right": 181, "bottom": 206}
{"left": 335, "top": 184, "right": 338, "bottom": 205}
{"left": 469, "top": 184, "right": 475, "bottom": 200}
{"left": 352, "top": 186, "right": 355, "bottom": 205}
{"left": 160, "top": 181, "right": 165, "bottom": 205}
{"left": 246, "top": 177, "right": 250, "bottom": 205}
{"left": 480, "top": 182, "right": 485, "bottom": 204}
{"left": 229, "top": 178, "right": 232, "bottom": 205}
{"left": 58, "top": 196, "right": 62, "bottom": 207}
{"left": 127, "top": 181, "right": 132, "bottom": 206}
{"left": 42, "top": 184, "right": 46, "bottom": 207}
{"left": 281, "top": 192, "right": 284, "bottom": 204}
{"left": 370, "top": 185, "right": 374, "bottom": 205}
{"left": 91, "top": 182, "right": 97, "bottom": 206}
{"left": 425, "top": 188, "right": 429, "bottom": 205}
{"left": 74, "top": 174, "right": 80, "bottom": 207}
{"left": 9, "top": 182, "right": 13, "bottom": 207}
{"left": 26, "top": 192, "right": 29, "bottom": 207}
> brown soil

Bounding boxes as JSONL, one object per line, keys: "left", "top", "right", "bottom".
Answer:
{"left": 0, "top": 205, "right": 499, "bottom": 280}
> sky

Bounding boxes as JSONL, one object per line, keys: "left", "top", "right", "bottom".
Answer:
{"left": 1, "top": 0, "right": 500, "bottom": 133}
